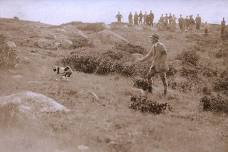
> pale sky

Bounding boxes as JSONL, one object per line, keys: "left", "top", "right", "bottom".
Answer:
{"left": 0, "top": 0, "right": 227, "bottom": 25}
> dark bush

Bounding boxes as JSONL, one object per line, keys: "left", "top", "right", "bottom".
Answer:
{"left": 130, "top": 96, "right": 170, "bottom": 114}
{"left": 133, "top": 77, "right": 150, "bottom": 91}
{"left": 200, "top": 94, "right": 228, "bottom": 113}
{"left": 71, "top": 37, "right": 93, "bottom": 49}
{"left": 177, "top": 50, "right": 200, "bottom": 66}
{"left": 115, "top": 43, "right": 146, "bottom": 54}
{"left": 180, "top": 66, "right": 198, "bottom": 79}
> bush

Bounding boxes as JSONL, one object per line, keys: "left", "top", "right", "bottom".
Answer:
{"left": 200, "top": 94, "right": 228, "bottom": 113}
{"left": 214, "top": 71, "right": 228, "bottom": 94}
{"left": 130, "top": 96, "right": 170, "bottom": 114}
{"left": 62, "top": 50, "right": 138, "bottom": 76}
{"left": 133, "top": 77, "right": 150, "bottom": 91}
{"left": 180, "top": 66, "right": 198, "bottom": 79}
{"left": 71, "top": 37, "right": 93, "bottom": 48}
{"left": 0, "top": 35, "right": 17, "bottom": 68}
{"left": 177, "top": 50, "right": 200, "bottom": 66}
{"left": 115, "top": 43, "right": 146, "bottom": 54}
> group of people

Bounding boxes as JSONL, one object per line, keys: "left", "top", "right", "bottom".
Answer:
{"left": 158, "top": 13, "right": 202, "bottom": 32}
{"left": 116, "top": 11, "right": 155, "bottom": 26}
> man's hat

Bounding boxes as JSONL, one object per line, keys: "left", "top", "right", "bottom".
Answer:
{"left": 148, "top": 34, "right": 159, "bottom": 40}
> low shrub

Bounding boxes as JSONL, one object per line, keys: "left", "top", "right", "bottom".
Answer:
{"left": 200, "top": 94, "right": 228, "bottom": 113}
{"left": 130, "top": 96, "right": 170, "bottom": 114}
{"left": 0, "top": 35, "right": 17, "bottom": 68}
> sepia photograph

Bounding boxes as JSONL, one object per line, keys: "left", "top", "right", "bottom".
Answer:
{"left": 0, "top": 0, "right": 227, "bottom": 151}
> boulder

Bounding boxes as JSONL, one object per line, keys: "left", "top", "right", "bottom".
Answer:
{"left": 0, "top": 91, "right": 69, "bottom": 113}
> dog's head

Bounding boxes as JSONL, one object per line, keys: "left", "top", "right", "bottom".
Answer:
{"left": 53, "top": 66, "right": 58, "bottom": 72}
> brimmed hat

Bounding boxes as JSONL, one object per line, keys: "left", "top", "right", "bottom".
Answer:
{"left": 148, "top": 34, "right": 159, "bottom": 40}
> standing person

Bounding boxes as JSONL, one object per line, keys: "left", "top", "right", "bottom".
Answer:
{"left": 178, "top": 14, "right": 184, "bottom": 32}
{"left": 149, "top": 10, "right": 154, "bottom": 27}
{"left": 185, "top": 16, "right": 190, "bottom": 31}
{"left": 159, "top": 14, "right": 164, "bottom": 29}
{"left": 143, "top": 11, "right": 148, "bottom": 25}
{"left": 134, "top": 12, "right": 139, "bottom": 25}
{"left": 195, "top": 14, "right": 202, "bottom": 31}
{"left": 128, "top": 12, "right": 133, "bottom": 25}
{"left": 139, "top": 11, "right": 143, "bottom": 25}
{"left": 189, "top": 15, "right": 195, "bottom": 32}
{"left": 164, "top": 14, "right": 169, "bottom": 30}
{"left": 136, "top": 34, "right": 169, "bottom": 96}
{"left": 116, "top": 11, "right": 123, "bottom": 23}
{"left": 221, "top": 17, "right": 226, "bottom": 38}
{"left": 168, "top": 13, "right": 172, "bottom": 25}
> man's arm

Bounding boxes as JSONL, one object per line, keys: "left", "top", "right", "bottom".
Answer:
{"left": 138, "top": 47, "right": 154, "bottom": 62}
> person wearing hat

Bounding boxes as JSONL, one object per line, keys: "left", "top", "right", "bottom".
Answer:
{"left": 136, "top": 34, "right": 169, "bottom": 96}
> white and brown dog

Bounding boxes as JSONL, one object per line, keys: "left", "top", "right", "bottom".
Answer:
{"left": 53, "top": 66, "right": 73, "bottom": 80}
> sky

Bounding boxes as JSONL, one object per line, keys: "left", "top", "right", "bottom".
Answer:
{"left": 0, "top": 0, "right": 227, "bottom": 25}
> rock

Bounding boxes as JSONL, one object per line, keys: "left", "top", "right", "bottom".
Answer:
{"left": 35, "top": 39, "right": 60, "bottom": 50}
{"left": 60, "top": 39, "right": 73, "bottom": 49}
{"left": 6, "top": 41, "right": 17, "bottom": 50}
{"left": 78, "top": 145, "right": 89, "bottom": 151}
{"left": 0, "top": 91, "right": 69, "bottom": 113}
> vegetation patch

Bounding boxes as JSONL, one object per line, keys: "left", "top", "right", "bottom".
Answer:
{"left": 130, "top": 96, "right": 170, "bottom": 114}
{"left": 200, "top": 94, "right": 228, "bottom": 113}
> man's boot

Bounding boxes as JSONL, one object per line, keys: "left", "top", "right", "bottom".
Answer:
{"left": 164, "top": 88, "right": 167, "bottom": 96}
{"left": 148, "top": 86, "right": 152, "bottom": 93}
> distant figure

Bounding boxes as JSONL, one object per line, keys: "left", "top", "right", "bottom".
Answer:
{"left": 221, "top": 17, "right": 226, "bottom": 38}
{"left": 139, "top": 11, "right": 143, "bottom": 25}
{"left": 116, "top": 12, "right": 123, "bottom": 23}
{"left": 136, "top": 34, "right": 169, "bottom": 96}
{"left": 164, "top": 14, "right": 169, "bottom": 29}
{"left": 149, "top": 10, "right": 154, "bottom": 27}
{"left": 189, "top": 15, "right": 195, "bottom": 31}
{"left": 195, "top": 14, "right": 202, "bottom": 31}
{"left": 143, "top": 11, "right": 148, "bottom": 25}
{"left": 185, "top": 16, "right": 190, "bottom": 31}
{"left": 134, "top": 12, "right": 139, "bottom": 25}
{"left": 204, "top": 22, "right": 209, "bottom": 36}
{"left": 178, "top": 15, "right": 185, "bottom": 32}
{"left": 158, "top": 14, "right": 164, "bottom": 30}
{"left": 168, "top": 13, "right": 172, "bottom": 25}
{"left": 128, "top": 12, "right": 133, "bottom": 25}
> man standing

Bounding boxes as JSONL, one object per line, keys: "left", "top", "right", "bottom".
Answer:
{"left": 139, "top": 11, "right": 143, "bottom": 25}
{"left": 178, "top": 14, "right": 184, "bottom": 32}
{"left": 195, "top": 14, "right": 202, "bottom": 31}
{"left": 189, "top": 15, "right": 195, "bottom": 31}
{"left": 136, "top": 34, "right": 169, "bottom": 96}
{"left": 128, "top": 12, "right": 133, "bottom": 25}
{"left": 134, "top": 12, "right": 139, "bottom": 25}
{"left": 143, "top": 11, "right": 148, "bottom": 25}
{"left": 149, "top": 10, "right": 154, "bottom": 27}
{"left": 116, "top": 11, "right": 123, "bottom": 23}
{"left": 221, "top": 17, "right": 226, "bottom": 38}
{"left": 164, "top": 14, "right": 169, "bottom": 29}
